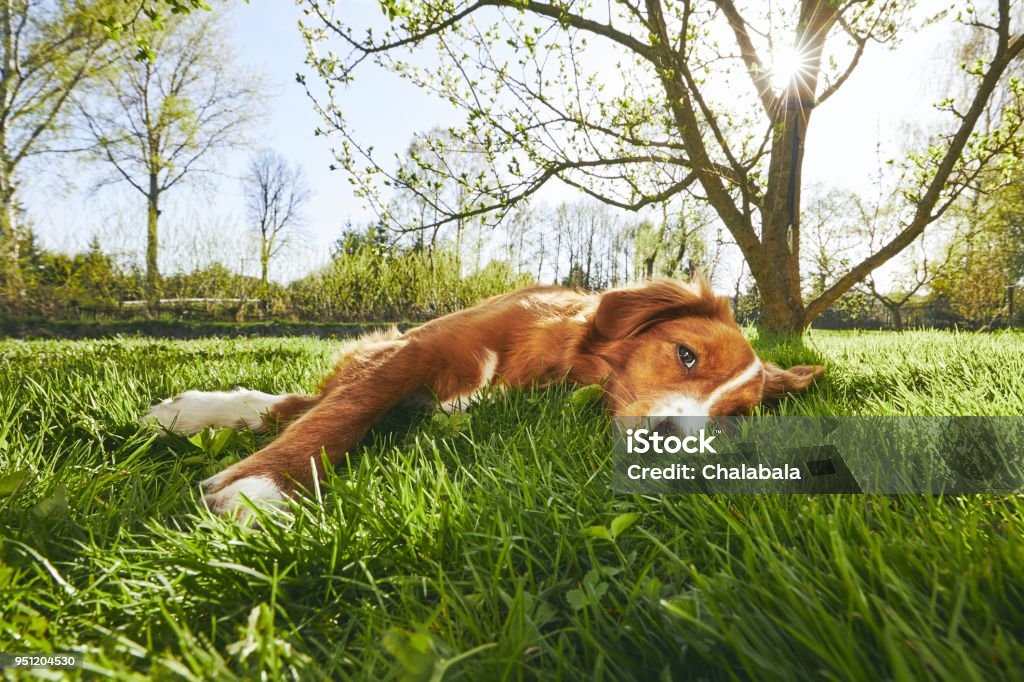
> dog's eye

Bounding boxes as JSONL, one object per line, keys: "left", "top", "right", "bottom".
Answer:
{"left": 676, "top": 344, "right": 697, "bottom": 370}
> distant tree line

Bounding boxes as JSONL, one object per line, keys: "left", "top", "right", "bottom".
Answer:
{"left": 8, "top": 223, "right": 530, "bottom": 322}
{"left": 8, "top": 182, "right": 1022, "bottom": 329}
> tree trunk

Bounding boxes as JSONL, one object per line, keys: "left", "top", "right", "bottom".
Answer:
{"left": 744, "top": 97, "right": 810, "bottom": 336}
{"left": 643, "top": 255, "right": 656, "bottom": 279}
{"left": 146, "top": 175, "right": 160, "bottom": 315}
{"left": 0, "top": 183, "right": 19, "bottom": 306}
{"left": 668, "top": 232, "right": 686, "bottom": 278}
{"left": 260, "top": 236, "right": 269, "bottom": 288}
{"left": 754, "top": 259, "right": 806, "bottom": 334}
{"left": 0, "top": 2, "right": 18, "bottom": 308}
{"left": 891, "top": 305, "right": 903, "bottom": 332}
{"left": 746, "top": 1, "right": 836, "bottom": 336}
{"left": 455, "top": 219, "right": 463, "bottom": 276}
{"left": 759, "top": 155, "right": 807, "bottom": 333}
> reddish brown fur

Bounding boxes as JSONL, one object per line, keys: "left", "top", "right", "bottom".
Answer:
{"left": 206, "top": 279, "right": 824, "bottom": 498}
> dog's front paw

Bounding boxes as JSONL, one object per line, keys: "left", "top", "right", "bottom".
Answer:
{"left": 139, "top": 395, "right": 195, "bottom": 433}
{"left": 139, "top": 389, "right": 285, "bottom": 435}
{"left": 201, "top": 467, "right": 288, "bottom": 520}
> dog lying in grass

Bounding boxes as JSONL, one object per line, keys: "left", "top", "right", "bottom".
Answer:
{"left": 141, "top": 279, "right": 824, "bottom": 516}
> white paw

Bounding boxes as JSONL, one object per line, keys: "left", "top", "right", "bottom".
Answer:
{"left": 139, "top": 389, "right": 286, "bottom": 435}
{"left": 201, "top": 472, "right": 286, "bottom": 519}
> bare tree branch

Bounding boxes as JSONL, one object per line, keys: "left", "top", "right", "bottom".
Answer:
{"left": 713, "top": 0, "right": 778, "bottom": 115}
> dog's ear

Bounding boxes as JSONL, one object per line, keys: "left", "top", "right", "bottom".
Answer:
{"left": 762, "top": 363, "right": 825, "bottom": 398}
{"left": 591, "top": 279, "right": 727, "bottom": 340}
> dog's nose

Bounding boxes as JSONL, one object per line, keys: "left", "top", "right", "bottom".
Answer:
{"left": 652, "top": 416, "right": 711, "bottom": 437}
{"left": 652, "top": 417, "right": 684, "bottom": 438}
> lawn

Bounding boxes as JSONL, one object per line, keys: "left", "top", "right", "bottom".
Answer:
{"left": 2, "top": 330, "right": 1024, "bottom": 680}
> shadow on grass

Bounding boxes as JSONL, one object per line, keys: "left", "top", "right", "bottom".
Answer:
{"left": 749, "top": 328, "right": 829, "bottom": 367}
{"left": 746, "top": 329, "right": 838, "bottom": 415}
{"left": 0, "top": 317, "right": 415, "bottom": 341}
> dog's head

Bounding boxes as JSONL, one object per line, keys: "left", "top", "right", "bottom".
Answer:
{"left": 586, "top": 279, "right": 824, "bottom": 416}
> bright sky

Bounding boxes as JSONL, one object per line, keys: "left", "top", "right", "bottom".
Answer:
{"left": 23, "top": 0, "right": 960, "bottom": 286}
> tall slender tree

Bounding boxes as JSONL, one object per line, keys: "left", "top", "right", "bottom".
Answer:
{"left": 78, "top": 11, "right": 260, "bottom": 310}
{"left": 242, "top": 149, "right": 310, "bottom": 288}
{"left": 0, "top": 0, "right": 113, "bottom": 305}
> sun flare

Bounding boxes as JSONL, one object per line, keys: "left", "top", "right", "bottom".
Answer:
{"left": 769, "top": 45, "right": 809, "bottom": 91}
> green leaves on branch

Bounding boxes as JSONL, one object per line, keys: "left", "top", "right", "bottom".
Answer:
{"left": 379, "top": 0, "right": 411, "bottom": 22}
{"left": 100, "top": 0, "right": 218, "bottom": 62}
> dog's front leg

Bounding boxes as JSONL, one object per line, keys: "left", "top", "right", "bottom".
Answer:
{"left": 201, "top": 337, "right": 437, "bottom": 516}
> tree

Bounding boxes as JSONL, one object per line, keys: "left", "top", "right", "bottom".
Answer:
{"left": 78, "top": 11, "right": 260, "bottom": 310}
{"left": 801, "top": 187, "right": 856, "bottom": 298}
{"left": 927, "top": 25, "right": 1024, "bottom": 329}
{"left": 301, "top": 0, "right": 1024, "bottom": 334}
{"left": 384, "top": 127, "right": 493, "bottom": 275}
{"left": 0, "top": 0, "right": 115, "bottom": 305}
{"left": 632, "top": 200, "right": 712, "bottom": 280}
{"left": 242, "top": 149, "right": 310, "bottom": 288}
{"left": 931, "top": 167, "right": 1024, "bottom": 328}
{"left": 550, "top": 199, "right": 621, "bottom": 290}
{"left": 801, "top": 183, "right": 952, "bottom": 331}
{"left": 854, "top": 192, "right": 953, "bottom": 332}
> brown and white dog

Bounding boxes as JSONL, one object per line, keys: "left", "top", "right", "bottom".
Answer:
{"left": 141, "top": 279, "right": 824, "bottom": 516}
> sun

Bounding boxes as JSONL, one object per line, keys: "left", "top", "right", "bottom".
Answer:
{"left": 769, "top": 45, "right": 809, "bottom": 91}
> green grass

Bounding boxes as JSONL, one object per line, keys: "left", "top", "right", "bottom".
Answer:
{"left": 0, "top": 317, "right": 417, "bottom": 340}
{"left": 2, "top": 330, "right": 1024, "bottom": 680}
